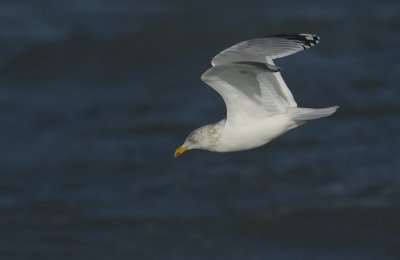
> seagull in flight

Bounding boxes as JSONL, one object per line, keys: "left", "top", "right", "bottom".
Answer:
{"left": 175, "top": 33, "right": 338, "bottom": 157}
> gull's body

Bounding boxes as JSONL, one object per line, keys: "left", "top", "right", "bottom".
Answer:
{"left": 175, "top": 33, "right": 338, "bottom": 157}
{"left": 217, "top": 115, "right": 299, "bottom": 152}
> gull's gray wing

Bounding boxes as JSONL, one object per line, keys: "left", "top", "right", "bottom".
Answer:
{"left": 201, "top": 62, "right": 288, "bottom": 125}
{"left": 211, "top": 34, "right": 320, "bottom": 65}
{"left": 211, "top": 34, "right": 320, "bottom": 108}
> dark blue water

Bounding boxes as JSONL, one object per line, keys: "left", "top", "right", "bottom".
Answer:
{"left": 1, "top": 0, "right": 400, "bottom": 259}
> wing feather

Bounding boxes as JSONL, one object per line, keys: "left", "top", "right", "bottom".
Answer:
{"left": 201, "top": 63, "right": 287, "bottom": 125}
{"left": 211, "top": 33, "right": 320, "bottom": 65}
{"left": 265, "top": 57, "right": 297, "bottom": 107}
{"left": 210, "top": 33, "right": 319, "bottom": 107}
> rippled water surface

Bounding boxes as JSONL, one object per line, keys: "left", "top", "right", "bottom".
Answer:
{"left": 1, "top": 0, "right": 400, "bottom": 259}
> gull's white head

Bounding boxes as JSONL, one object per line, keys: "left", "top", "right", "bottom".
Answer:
{"left": 174, "top": 123, "right": 220, "bottom": 157}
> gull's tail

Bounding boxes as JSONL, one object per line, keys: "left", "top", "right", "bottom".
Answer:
{"left": 289, "top": 106, "right": 339, "bottom": 121}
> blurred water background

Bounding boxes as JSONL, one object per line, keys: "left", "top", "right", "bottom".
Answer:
{"left": 1, "top": 0, "right": 400, "bottom": 259}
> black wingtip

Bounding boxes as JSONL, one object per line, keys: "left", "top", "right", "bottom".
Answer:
{"left": 266, "top": 33, "right": 320, "bottom": 49}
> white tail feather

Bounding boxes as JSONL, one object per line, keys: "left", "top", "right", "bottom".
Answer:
{"left": 289, "top": 106, "right": 339, "bottom": 121}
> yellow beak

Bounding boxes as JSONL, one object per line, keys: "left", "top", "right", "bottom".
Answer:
{"left": 174, "top": 146, "right": 188, "bottom": 157}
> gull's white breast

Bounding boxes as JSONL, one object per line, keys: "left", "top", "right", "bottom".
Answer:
{"left": 215, "top": 115, "right": 296, "bottom": 152}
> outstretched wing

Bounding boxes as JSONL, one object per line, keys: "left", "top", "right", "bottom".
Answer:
{"left": 211, "top": 33, "right": 320, "bottom": 65}
{"left": 201, "top": 62, "right": 288, "bottom": 125}
{"left": 210, "top": 33, "right": 320, "bottom": 108}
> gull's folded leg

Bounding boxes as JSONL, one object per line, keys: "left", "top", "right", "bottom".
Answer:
{"left": 265, "top": 63, "right": 281, "bottom": 72}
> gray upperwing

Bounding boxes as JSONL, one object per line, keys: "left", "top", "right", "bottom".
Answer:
{"left": 211, "top": 33, "right": 320, "bottom": 66}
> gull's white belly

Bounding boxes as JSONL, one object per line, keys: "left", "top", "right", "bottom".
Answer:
{"left": 216, "top": 115, "right": 296, "bottom": 152}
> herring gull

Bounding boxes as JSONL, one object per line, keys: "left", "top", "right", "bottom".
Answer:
{"left": 175, "top": 33, "right": 338, "bottom": 157}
